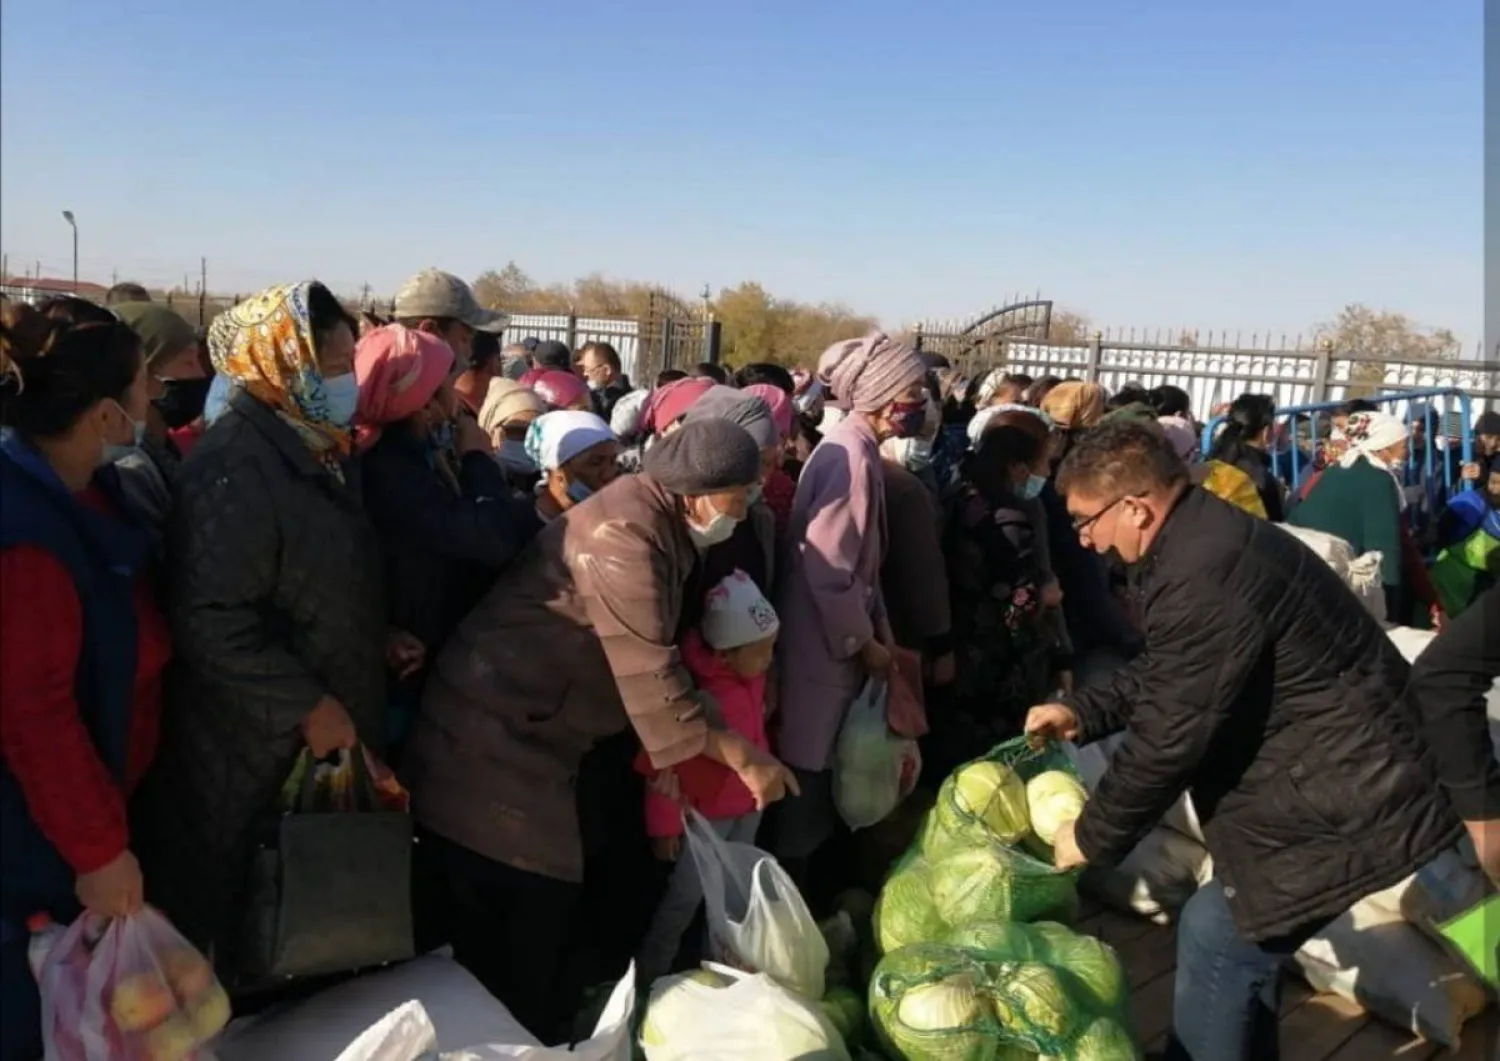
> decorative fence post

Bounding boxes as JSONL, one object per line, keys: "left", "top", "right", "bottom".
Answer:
{"left": 1313, "top": 339, "right": 1334, "bottom": 403}
{"left": 1086, "top": 332, "right": 1104, "bottom": 384}
{"left": 703, "top": 320, "right": 722, "bottom": 365}
{"left": 660, "top": 318, "right": 676, "bottom": 373}
{"left": 565, "top": 312, "right": 578, "bottom": 353}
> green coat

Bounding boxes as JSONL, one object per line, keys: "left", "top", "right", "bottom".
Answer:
{"left": 1288, "top": 457, "right": 1404, "bottom": 587}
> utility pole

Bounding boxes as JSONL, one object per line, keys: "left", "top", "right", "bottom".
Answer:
{"left": 61, "top": 210, "right": 78, "bottom": 292}
{"left": 112, "top": 268, "right": 119, "bottom": 285}
{"left": 199, "top": 257, "right": 208, "bottom": 326}
{"left": 360, "top": 282, "right": 372, "bottom": 308}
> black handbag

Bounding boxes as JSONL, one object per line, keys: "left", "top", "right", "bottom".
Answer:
{"left": 239, "top": 747, "right": 414, "bottom": 984}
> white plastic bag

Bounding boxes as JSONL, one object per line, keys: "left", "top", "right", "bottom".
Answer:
{"left": 39, "top": 906, "right": 230, "bottom": 1061}
{"left": 331, "top": 1001, "right": 438, "bottom": 1061}
{"left": 639, "top": 963, "right": 849, "bottom": 1061}
{"left": 1294, "top": 900, "right": 1490, "bottom": 1047}
{"left": 832, "top": 678, "right": 921, "bottom": 830}
{"left": 1278, "top": 525, "right": 1385, "bottom": 621}
{"left": 214, "top": 955, "right": 635, "bottom": 1061}
{"left": 684, "top": 810, "right": 829, "bottom": 999}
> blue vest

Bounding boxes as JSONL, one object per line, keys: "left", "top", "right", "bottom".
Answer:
{"left": 0, "top": 433, "right": 150, "bottom": 927}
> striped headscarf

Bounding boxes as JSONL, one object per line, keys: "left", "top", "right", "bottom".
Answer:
{"left": 817, "top": 331, "right": 925, "bottom": 413}
{"left": 207, "top": 282, "right": 352, "bottom": 475}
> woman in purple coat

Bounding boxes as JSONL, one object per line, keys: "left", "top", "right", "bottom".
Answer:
{"left": 770, "top": 331, "right": 927, "bottom": 896}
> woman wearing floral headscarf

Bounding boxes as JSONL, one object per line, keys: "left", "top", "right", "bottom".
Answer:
{"left": 1290, "top": 410, "right": 1414, "bottom": 619}
{"left": 769, "top": 331, "right": 926, "bottom": 902}
{"left": 139, "top": 282, "right": 390, "bottom": 986}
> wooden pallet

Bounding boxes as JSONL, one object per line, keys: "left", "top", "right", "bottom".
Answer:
{"left": 1074, "top": 899, "right": 1500, "bottom": 1060}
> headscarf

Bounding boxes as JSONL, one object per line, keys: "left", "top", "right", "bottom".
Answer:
{"left": 523, "top": 410, "right": 616, "bottom": 472}
{"left": 792, "top": 374, "right": 826, "bottom": 419}
{"left": 352, "top": 324, "right": 454, "bottom": 453}
{"left": 741, "top": 383, "right": 794, "bottom": 441}
{"left": 113, "top": 302, "right": 197, "bottom": 372}
{"left": 1039, "top": 381, "right": 1106, "bottom": 431}
{"left": 609, "top": 388, "right": 651, "bottom": 441}
{"left": 816, "top": 331, "right": 925, "bottom": 413}
{"left": 641, "top": 376, "right": 715, "bottom": 436}
{"left": 1339, "top": 410, "right": 1410, "bottom": 510}
{"left": 967, "top": 403, "right": 1051, "bottom": 449}
{"left": 681, "top": 385, "right": 778, "bottom": 449}
{"left": 207, "top": 281, "right": 352, "bottom": 470}
{"left": 1157, "top": 415, "right": 1200, "bottom": 463}
{"left": 478, "top": 378, "right": 546, "bottom": 434}
{"left": 526, "top": 368, "right": 590, "bottom": 411}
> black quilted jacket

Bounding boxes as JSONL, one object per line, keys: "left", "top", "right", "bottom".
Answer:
{"left": 1066, "top": 486, "right": 1461, "bottom": 942}
{"left": 137, "top": 392, "right": 387, "bottom": 975}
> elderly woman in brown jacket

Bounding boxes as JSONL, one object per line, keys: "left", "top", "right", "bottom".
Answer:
{"left": 401, "top": 417, "right": 798, "bottom": 1041}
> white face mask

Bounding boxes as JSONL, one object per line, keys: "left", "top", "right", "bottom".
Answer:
{"left": 687, "top": 501, "right": 739, "bottom": 550}
{"left": 102, "top": 400, "right": 147, "bottom": 465}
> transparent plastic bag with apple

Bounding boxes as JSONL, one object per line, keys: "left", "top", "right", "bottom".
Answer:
{"left": 38, "top": 905, "right": 231, "bottom": 1061}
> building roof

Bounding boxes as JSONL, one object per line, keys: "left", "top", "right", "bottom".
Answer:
{"left": 0, "top": 276, "right": 110, "bottom": 298}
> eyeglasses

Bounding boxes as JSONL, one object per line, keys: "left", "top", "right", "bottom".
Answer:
{"left": 1071, "top": 493, "right": 1143, "bottom": 532}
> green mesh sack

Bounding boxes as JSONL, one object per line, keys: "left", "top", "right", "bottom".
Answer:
{"left": 945, "top": 922, "right": 1137, "bottom": 1042}
{"left": 894, "top": 738, "right": 1084, "bottom": 936}
{"left": 870, "top": 942, "right": 1141, "bottom": 1061}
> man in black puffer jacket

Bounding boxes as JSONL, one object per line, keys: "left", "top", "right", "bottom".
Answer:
{"left": 1025, "top": 420, "right": 1462, "bottom": 1061}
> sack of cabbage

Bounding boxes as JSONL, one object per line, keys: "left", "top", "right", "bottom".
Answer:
{"left": 871, "top": 928, "right": 1139, "bottom": 1061}
{"left": 875, "top": 740, "right": 1088, "bottom": 951}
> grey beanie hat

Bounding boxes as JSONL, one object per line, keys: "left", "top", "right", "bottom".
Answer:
{"left": 644, "top": 418, "right": 762, "bottom": 495}
{"left": 680, "top": 384, "right": 779, "bottom": 450}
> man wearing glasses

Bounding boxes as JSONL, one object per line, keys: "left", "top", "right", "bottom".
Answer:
{"left": 1024, "top": 419, "right": 1473, "bottom": 1061}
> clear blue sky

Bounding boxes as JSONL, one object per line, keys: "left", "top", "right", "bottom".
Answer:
{"left": 0, "top": 0, "right": 1484, "bottom": 346}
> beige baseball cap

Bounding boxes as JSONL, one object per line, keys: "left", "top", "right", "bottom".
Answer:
{"left": 392, "top": 269, "right": 510, "bottom": 333}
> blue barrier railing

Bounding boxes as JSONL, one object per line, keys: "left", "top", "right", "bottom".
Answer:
{"left": 1200, "top": 387, "right": 1475, "bottom": 498}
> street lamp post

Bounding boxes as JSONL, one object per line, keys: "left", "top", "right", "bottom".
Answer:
{"left": 61, "top": 210, "right": 77, "bottom": 293}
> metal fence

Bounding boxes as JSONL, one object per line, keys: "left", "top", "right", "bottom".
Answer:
{"left": 914, "top": 328, "right": 1499, "bottom": 418}
{"left": 494, "top": 313, "right": 719, "bottom": 384}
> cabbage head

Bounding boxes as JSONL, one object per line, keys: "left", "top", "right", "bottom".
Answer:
{"left": 937, "top": 762, "right": 1031, "bottom": 845}
{"left": 1068, "top": 1016, "right": 1141, "bottom": 1060}
{"left": 945, "top": 920, "right": 1039, "bottom": 963}
{"left": 877, "top": 861, "right": 946, "bottom": 954}
{"left": 992, "top": 962, "right": 1078, "bottom": 1044}
{"left": 879, "top": 972, "right": 994, "bottom": 1061}
{"left": 930, "top": 846, "right": 1016, "bottom": 926}
{"left": 1036, "top": 931, "right": 1127, "bottom": 1014}
{"left": 1026, "top": 771, "right": 1088, "bottom": 846}
{"left": 819, "top": 985, "right": 866, "bottom": 1045}
{"left": 640, "top": 968, "right": 729, "bottom": 1049}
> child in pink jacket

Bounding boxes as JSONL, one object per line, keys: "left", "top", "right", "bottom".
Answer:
{"left": 634, "top": 570, "right": 778, "bottom": 985}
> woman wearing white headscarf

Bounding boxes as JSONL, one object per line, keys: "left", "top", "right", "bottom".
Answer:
{"left": 525, "top": 410, "right": 620, "bottom": 522}
{"left": 1289, "top": 410, "right": 1414, "bottom": 618}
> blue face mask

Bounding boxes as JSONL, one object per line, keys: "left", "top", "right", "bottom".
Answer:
{"left": 103, "top": 401, "right": 147, "bottom": 465}
{"left": 566, "top": 479, "right": 594, "bottom": 504}
{"left": 1020, "top": 473, "right": 1047, "bottom": 500}
{"left": 322, "top": 372, "right": 359, "bottom": 428}
{"left": 429, "top": 420, "right": 455, "bottom": 453}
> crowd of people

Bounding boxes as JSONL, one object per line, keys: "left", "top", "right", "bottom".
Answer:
{"left": 0, "top": 269, "right": 1496, "bottom": 1061}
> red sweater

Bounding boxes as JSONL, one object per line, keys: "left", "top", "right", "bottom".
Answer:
{"left": 0, "top": 490, "right": 171, "bottom": 874}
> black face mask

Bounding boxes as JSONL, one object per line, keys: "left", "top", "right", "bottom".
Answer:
{"left": 153, "top": 377, "right": 214, "bottom": 429}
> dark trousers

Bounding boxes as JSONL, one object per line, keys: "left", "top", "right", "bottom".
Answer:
{"left": 413, "top": 829, "right": 582, "bottom": 1045}
{"left": 1, "top": 936, "right": 41, "bottom": 1061}
{"left": 1165, "top": 879, "right": 1330, "bottom": 1061}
